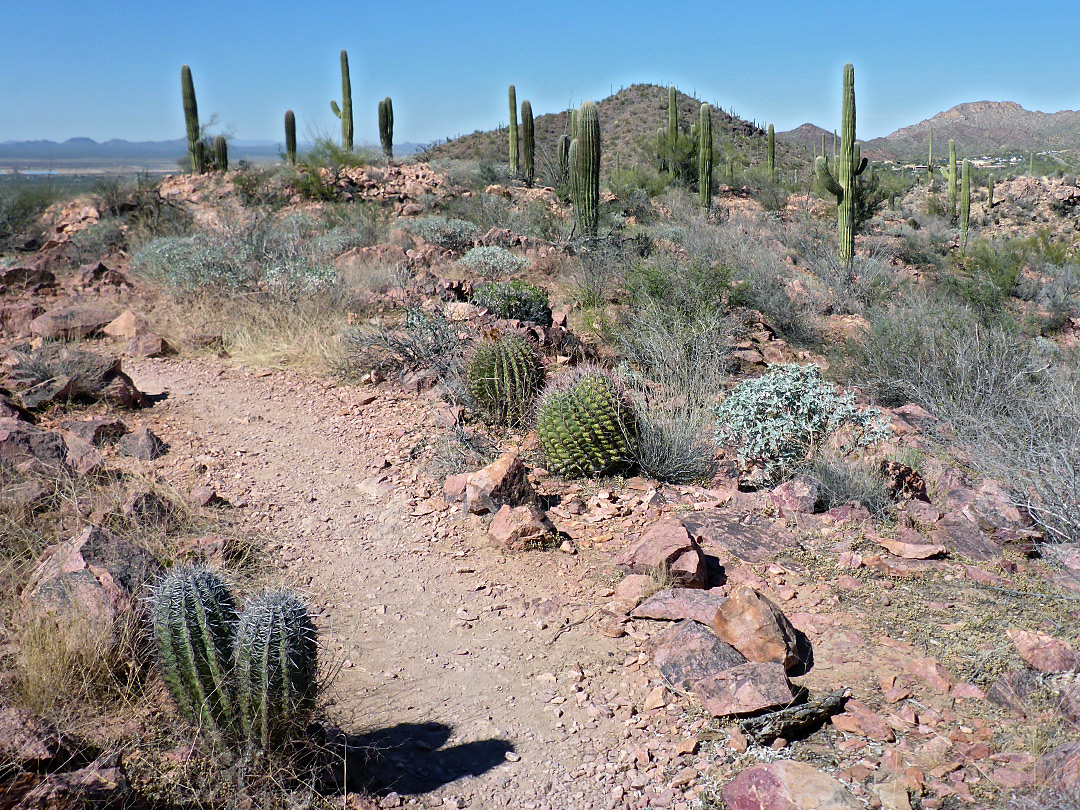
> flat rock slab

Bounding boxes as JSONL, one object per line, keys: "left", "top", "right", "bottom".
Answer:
{"left": 632, "top": 588, "right": 728, "bottom": 624}
{"left": 1006, "top": 628, "right": 1080, "bottom": 673}
{"left": 722, "top": 760, "right": 862, "bottom": 810}
{"left": 29, "top": 305, "right": 117, "bottom": 341}
{"left": 649, "top": 619, "right": 747, "bottom": 692}
{"left": 683, "top": 509, "right": 801, "bottom": 564}
{"left": 615, "top": 518, "right": 706, "bottom": 587}
{"left": 692, "top": 662, "right": 798, "bottom": 717}
{"left": 930, "top": 512, "right": 1001, "bottom": 561}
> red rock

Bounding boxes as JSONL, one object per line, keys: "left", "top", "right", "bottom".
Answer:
{"left": 61, "top": 431, "right": 104, "bottom": 476}
{"left": 721, "top": 760, "right": 862, "bottom": 810}
{"left": 126, "top": 333, "right": 173, "bottom": 358}
{"left": 0, "top": 708, "right": 72, "bottom": 771}
{"left": 905, "top": 658, "right": 953, "bottom": 693}
{"left": 450, "top": 452, "right": 534, "bottom": 515}
{"left": 13, "top": 754, "right": 146, "bottom": 808}
{"left": 612, "top": 574, "right": 652, "bottom": 612}
{"left": 0, "top": 301, "right": 45, "bottom": 337}
{"left": 901, "top": 499, "right": 944, "bottom": 528}
{"left": 711, "top": 586, "right": 805, "bottom": 672}
{"left": 103, "top": 309, "right": 148, "bottom": 339}
{"left": 728, "top": 728, "right": 748, "bottom": 753}
{"left": 836, "top": 574, "right": 863, "bottom": 590}
{"left": 831, "top": 699, "right": 895, "bottom": 742}
{"left": 0, "top": 265, "right": 54, "bottom": 290}
{"left": 649, "top": 619, "right": 747, "bottom": 693}
{"left": 631, "top": 587, "right": 728, "bottom": 624}
{"left": 877, "top": 535, "right": 946, "bottom": 559}
{"left": 769, "top": 476, "right": 819, "bottom": 513}
{"left": 683, "top": 508, "right": 801, "bottom": 564}
{"left": 118, "top": 427, "right": 167, "bottom": 460}
{"left": 487, "top": 504, "right": 552, "bottom": 550}
{"left": 615, "top": 518, "right": 707, "bottom": 588}
{"left": 949, "top": 682, "right": 986, "bottom": 700}
{"left": 29, "top": 304, "right": 117, "bottom": 340}
{"left": 0, "top": 419, "right": 69, "bottom": 475}
{"left": 692, "top": 662, "right": 797, "bottom": 717}
{"left": 1036, "top": 741, "right": 1080, "bottom": 794}
{"left": 60, "top": 417, "right": 128, "bottom": 446}
{"left": 1006, "top": 627, "right": 1080, "bottom": 673}
{"left": 930, "top": 512, "right": 1000, "bottom": 561}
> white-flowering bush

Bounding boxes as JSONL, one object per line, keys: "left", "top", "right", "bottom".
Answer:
{"left": 714, "top": 363, "right": 889, "bottom": 484}
{"left": 458, "top": 246, "right": 528, "bottom": 280}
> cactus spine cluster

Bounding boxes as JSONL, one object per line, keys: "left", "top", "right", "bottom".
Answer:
{"left": 235, "top": 590, "right": 319, "bottom": 752}
{"left": 699, "top": 103, "right": 713, "bottom": 209}
{"left": 508, "top": 85, "right": 519, "bottom": 176}
{"left": 214, "top": 135, "right": 228, "bottom": 172}
{"left": 571, "top": 101, "right": 601, "bottom": 237}
{"left": 378, "top": 96, "right": 394, "bottom": 159}
{"left": 466, "top": 333, "right": 546, "bottom": 427}
{"left": 988, "top": 174, "right": 995, "bottom": 209}
{"left": 330, "top": 50, "right": 353, "bottom": 152}
{"left": 767, "top": 124, "right": 776, "bottom": 181}
{"left": 960, "top": 158, "right": 971, "bottom": 252}
{"left": 285, "top": 110, "right": 297, "bottom": 165}
{"left": 151, "top": 566, "right": 239, "bottom": 741}
{"left": 948, "top": 139, "right": 957, "bottom": 219}
{"left": 521, "top": 100, "right": 535, "bottom": 186}
{"left": 181, "top": 65, "right": 202, "bottom": 174}
{"left": 815, "top": 63, "right": 868, "bottom": 265}
{"left": 536, "top": 370, "right": 637, "bottom": 478}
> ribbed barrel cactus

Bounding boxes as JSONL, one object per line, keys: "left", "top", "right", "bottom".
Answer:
{"left": 150, "top": 566, "right": 240, "bottom": 741}
{"left": 235, "top": 590, "right": 318, "bottom": 752}
{"left": 466, "top": 332, "right": 545, "bottom": 427}
{"left": 536, "top": 369, "right": 637, "bottom": 478}
{"left": 815, "top": 63, "right": 868, "bottom": 265}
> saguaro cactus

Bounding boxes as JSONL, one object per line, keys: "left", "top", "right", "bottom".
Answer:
{"left": 668, "top": 85, "right": 677, "bottom": 145}
{"left": 284, "top": 110, "right": 297, "bottom": 165}
{"left": 521, "top": 100, "right": 535, "bottom": 186}
{"left": 181, "top": 65, "right": 201, "bottom": 174}
{"left": 571, "top": 101, "right": 601, "bottom": 236}
{"left": 927, "top": 127, "right": 934, "bottom": 187}
{"left": 767, "top": 124, "right": 776, "bottom": 181}
{"left": 988, "top": 174, "right": 995, "bottom": 209}
{"left": 508, "top": 85, "right": 519, "bottom": 176}
{"left": 960, "top": 159, "right": 971, "bottom": 252}
{"left": 378, "top": 96, "right": 394, "bottom": 159}
{"left": 213, "top": 135, "right": 228, "bottom": 172}
{"left": 699, "top": 103, "right": 713, "bottom": 209}
{"left": 330, "top": 50, "right": 353, "bottom": 152}
{"left": 948, "top": 139, "right": 957, "bottom": 219}
{"left": 150, "top": 566, "right": 239, "bottom": 742}
{"left": 815, "top": 63, "right": 868, "bottom": 265}
{"left": 557, "top": 134, "right": 571, "bottom": 188}
{"left": 235, "top": 590, "right": 318, "bottom": 752}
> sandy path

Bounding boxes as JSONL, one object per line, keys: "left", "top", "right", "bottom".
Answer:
{"left": 127, "top": 356, "right": 673, "bottom": 810}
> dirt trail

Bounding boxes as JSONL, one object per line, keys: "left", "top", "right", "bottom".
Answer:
{"left": 128, "top": 356, "right": 666, "bottom": 810}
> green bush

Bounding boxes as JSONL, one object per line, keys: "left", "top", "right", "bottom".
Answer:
{"left": 471, "top": 280, "right": 552, "bottom": 325}
{"left": 458, "top": 246, "right": 528, "bottom": 280}
{"left": 405, "top": 215, "right": 480, "bottom": 253}
{"left": 0, "top": 179, "right": 57, "bottom": 250}
{"left": 713, "top": 363, "right": 888, "bottom": 485}
{"left": 809, "top": 454, "right": 893, "bottom": 518}
{"left": 132, "top": 236, "right": 246, "bottom": 291}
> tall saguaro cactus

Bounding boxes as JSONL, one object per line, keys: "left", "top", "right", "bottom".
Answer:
{"left": 571, "top": 101, "right": 601, "bottom": 237}
{"left": 988, "top": 174, "right": 995, "bottom": 209}
{"left": 557, "top": 134, "right": 571, "bottom": 189}
{"left": 521, "top": 100, "right": 535, "bottom": 186}
{"left": 181, "top": 65, "right": 202, "bottom": 174}
{"left": 284, "top": 110, "right": 297, "bottom": 165}
{"left": 948, "top": 139, "right": 957, "bottom": 219}
{"left": 668, "top": 85, "right": 678, "bottom": 145}
{"left": 378, "top": 96, "right": 394, "bottom": 159}
{"left": 960, "top": 159, "right": 971, "bottom": 252}
{"left": 214, "top": 135, "right": 228, "bottom": 172}
{"left": 699, "top": 103, "right": 713, "bottom": 209}
{"left": 815, "top": 63, "right": 868, "bottom": 265}
{"left": 508, "top": 85, "right": 519, "bottom": 176}
{"left": 330, "top": 50, "right": 353, "bottom": 152}
{"left": 927, "top": 127, "right": 934, "bottom": 187}
{"left": 767, "top": 123, "right": 776, "bottom": 181}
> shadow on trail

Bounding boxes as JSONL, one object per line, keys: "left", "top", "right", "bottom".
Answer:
{"left": 346, "top": 721, "right": 513, "bottom": 796}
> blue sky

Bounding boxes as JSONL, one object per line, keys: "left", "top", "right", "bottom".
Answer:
{"left": 3, "top": 0, "right": 1079, "bottom": 144}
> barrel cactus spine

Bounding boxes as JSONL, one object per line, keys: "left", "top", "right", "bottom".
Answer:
{"left": 235, "top": 589, "right": 318, "bottom": 752}
{"left": 536, "top": 368, "right": 638, "bottom": 478}
{"left": 466, "top": 333, "right": 545, "bottom": 427}
{"left": 378, "top": 96, "right": 394, "bottom": 159}
{"left": 330, "top": 50, "right": 353, "bottom": 152}
{"left": 181, "top": 65, "right": 201, "bottom": 174}
{"left": 699, "top": 103, "right": 713, "bottom": 209}
{"left": 948, "top": 139, "right": 957, "bottom": 219}
{"left": 767, "top": 123, "right": 776, "bottom": 181}
{"left": 150, "top": 566, "right": 240, "bottom": 742}
{"left": 571, "top": 102, "right": 601, "bottom": 237}
{"left": 508, "top": 85, "right": 519, "bottom": 176}
{"left": 214, "top": 135, "right": 228, "bottom": 172}
{"left": 815, "top": 63, "right": 868, "bottom": 265}
{"left": 521, "top": 100, "right": 535, "bottom": 187}
{"left": 285, "top": 110, "right": 297, "bottom": 165}
{"left": 960, "top": 158, "right": 971, "bottom": 252}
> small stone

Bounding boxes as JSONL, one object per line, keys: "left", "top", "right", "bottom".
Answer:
{"left": 118, "top": 427, "right": 167, "bottom": 460}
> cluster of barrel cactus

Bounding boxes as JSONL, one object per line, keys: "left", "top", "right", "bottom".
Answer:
{"left": 150, "top": 566, "right": 318, "bottom": 753}
{"left": 815, "top": 63, "right": 868, "bottom": 265}
{"left": 536, "top": 369, "right": 637, "bottom": 477}
{"left": 466, "top": 333, "right": 545, "bottom": 427}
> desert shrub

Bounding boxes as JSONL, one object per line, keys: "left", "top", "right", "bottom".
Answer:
{"left": 131, "top": 235, "right": 246, "bottom": 291}
{"left": 805, "top": 248, "right": 898, "bottom": 315}
{"left": 570, "top": 235, "right": 636, "bottom": 308}
{"left": 945, "top": 237, "right": 1026, "bottom": 310}
{"left": 302, "top": 135, "right": 372, "bottom": 169}
{"left": 735, "top": 169, "right": 790, "bottom": 214}
{"left": 69, "top": 216, "right": 127, "bottom": 262}
{"left": 342, "top": 307, "right": 462, "bottom": 379}
{"left": 405, "top": 215, "right": 480, "bottom": 253}
{"left": 0, "top": 179, "right": 57, "bottom": 250}
{"left": 808, "top": 454, "right": 893, "bottom": 518}
{"left": 714, "top": 363, "right": 889, "bottom": 485}
{"left": 471, "top": 280, "right": 551, "bottom": 324}
{"left": 459, "top": 246, "right": 529, "bottom": 281}
{"left": 609, "top": 165, "right": 671, "bottom": 200}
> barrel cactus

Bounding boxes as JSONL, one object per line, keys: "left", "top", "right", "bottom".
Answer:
{"left": 235, "top": 589, "right": 318, "bottom": 752}
{"left": 150, "top": 566, "right": 240, "bottom": 742}
{"left": 536, "top": 369, "right": 638, "bottom": 478}
{"left": 466, "top": 333, "right": 545, "bottom": 427}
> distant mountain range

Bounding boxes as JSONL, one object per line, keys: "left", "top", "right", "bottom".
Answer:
{"left": 779, "top": 101, "right": 1080, "bottom": 161}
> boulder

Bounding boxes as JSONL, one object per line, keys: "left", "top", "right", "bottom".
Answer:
{"left": 930, "top": 512, "right": 1001, "bottom": 561}
{"left": 632, "top": 588, "right": 729, "bottom": 625}
{"left": 1006, "top": 628, "right": 1080, "bottom": 673}
{"left": 683, "top": 509, "right": 801, "bottom": 564}
{"left": 0, "top": 265, "right": 55, "bottom": 291}
{"left": 0, "top": 419, "right": 69, "bottom": 475}
{"left": 487, "top": 504, "right": 552, "bottom": 550}
{"left": 60, "top": 417, "right": 129, "bottom": 446}
{"left": 649, "top": 620, "right": 748, "bottom": 693}
{"left": 0, "top": 708, "right": 74, "bottom": 772}
{"left": 614, "top": 518, "right": 707, "bottom": 588}
{"left": 102, "top": 310, "right": 148, "bottom": 340}
{"left": 1036, "top": 741, "right": 1080, "bottom": 795}
{"left": 29, "top": 305, "right": 117, "bottom": 341}
{"left": 117, "top": 427, "right": 167, "bottom": 461}
{"left": 691, "top": 662, "right": 798, "bottom": 717}
{"left": 712, "top": 586, "right": 805, "bottom": 672}
{"left": 125, "top": 333, "right": 172, "bottom": 358}
{"left": 444, "top": 452, "right": 534, "bottom": 515}
{"left": 0, "top": 302, "right": 45, "bottom": 337}
{"left": 721, "top": 760, "right": 862, "bottom": 810}
{"left": 61, "top": 431, "right": 104, "bottom": 476}
{"left": 122, "top": 490, "right": 173, "bottom": 527}
{"left": 769, "top": 476, "right": 819, "bottom": 513}
{"left": 611, "top": 574, "right": 653, "bottom": 613}
{"left": 0, "top": 392, "right": 36, "bottom": 423}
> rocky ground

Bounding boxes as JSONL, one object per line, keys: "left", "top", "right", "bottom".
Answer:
{"left": 2, "top": 171, "right": 1080, "bottom": 810}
